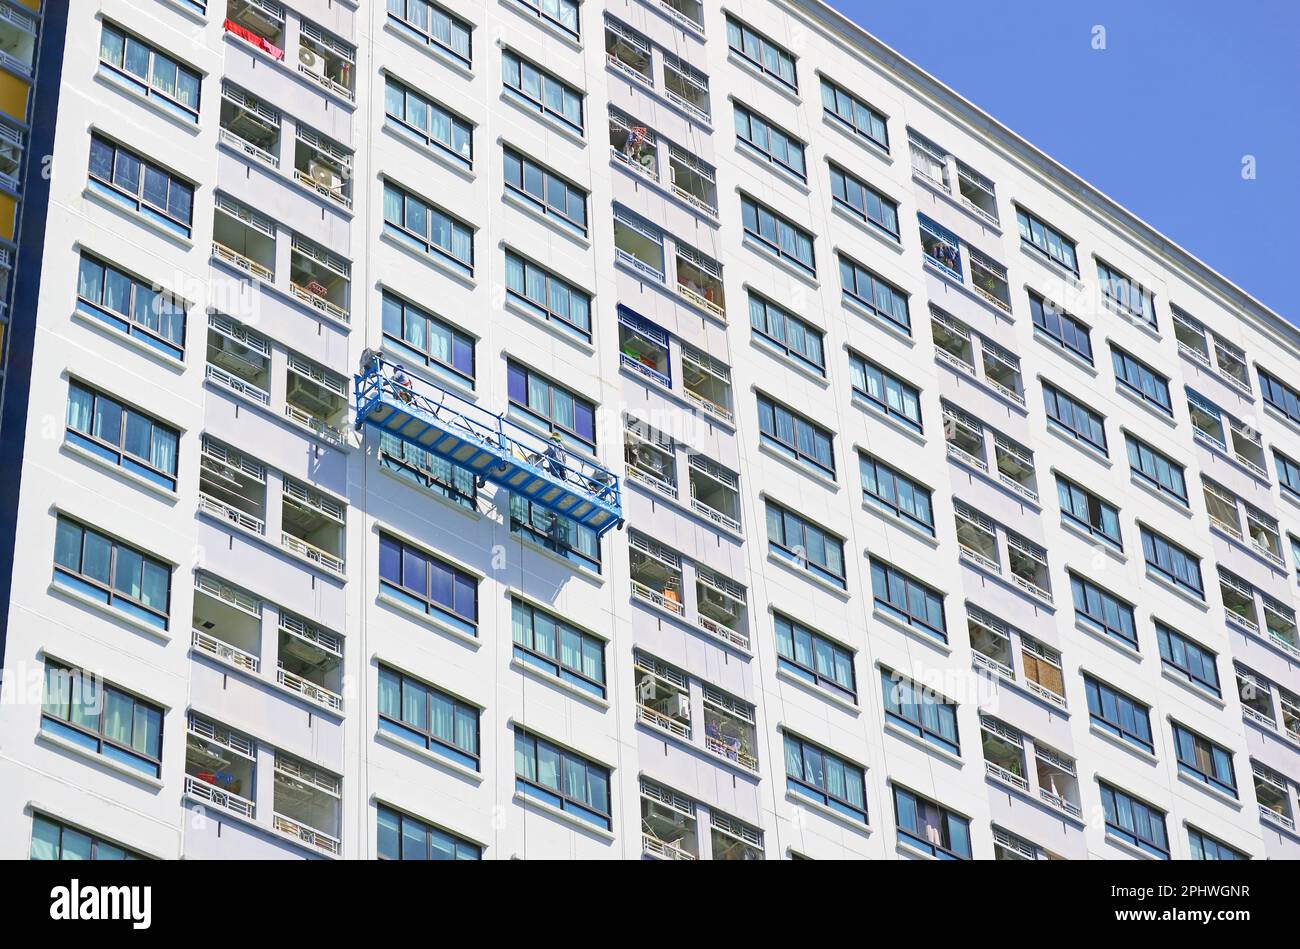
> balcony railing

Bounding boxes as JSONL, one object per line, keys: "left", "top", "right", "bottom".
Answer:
{"left": 192, "top": 629, "right": 260, "bottom": 673}
{"left": 212, "top": 241, "right": 274, "bottom": 280}
{"left": 984, "top": 761, "right": 1029, "bottom": 791}
{"left": 206, "top": 364, "right": 271, "bottom": 406}
{"left": 1039, "top": 788, "right": 1082, "bottom": 818}
{"left": 281, "top": 532, "right": 344, "bottom": 576}
{"left": 284, "top": 403, "right": 344, "bottom": 446}
{"left": 277, "top": 664, "right": 343, "bottom": 712}
{"left": 636, "top": 703, "right": 690, "bottom": 739}
{"left": 642, "top": 834, "right": 696, "bottom": 860}
{"left": 220, "top": 127, "right": 279, "bottom": 168}
{"left": 705, "top": 735, "right": 759, "bottom": 773}
{"left": 273, "top": 813, "right": 341, "bottom": 855}
{"left": 631, "top": 580, "right": 685, "bottom": 616}
{"left": 186, "top": 775, "right": 255, "bottom": 818}
{"left": 199, "top": 493, "right": 266, "bottom": 535}
{"left": 290, "top": 282, "right": 349, "bottom": 322}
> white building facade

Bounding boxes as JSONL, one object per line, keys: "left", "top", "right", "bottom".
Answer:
{"left": 0, "top": 0, "right": 1296, "bottom": 861}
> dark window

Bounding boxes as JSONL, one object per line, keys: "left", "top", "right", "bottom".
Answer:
{"left": 1029, "top": 291, "right": 1091, "bottom": 363}
{"left": 378, "top": 532, "right": 478, "bottom": 632}
{"left": 784, "top": 733, "right": 867, "bottom": 822}
{"left": 1071, "top": 573, "right": 1136, "bottom": 648}
{"left": 381, "top": 290, "right": 475, "bottom": 386}
{"left": 830, "top": 163, "right": 899, "bottom": 239}
{"left": 378, "top": 664, "right": 480, "bottom": 769}
{"left": 757, "top": 393, "right": 835, "bottom": 477}
{"left": 725, "top": 15, "right": 797, "bottom": 89}
{"left": 820, "top": 78, "right": 888, "bottom": 151}
{"left": 506, "top": 361, "right": 597, "bottom": 451}
{"left": 881, "top": 669, "right": 958, "bottom": 754}
{"left": 892, "top": 785, "right": 971, "bottom": 859}
{"left": 377, "top": 804, "right": 480, "bottom": 859}
{"left": 1157, "top": 622, "right": 1220, "bottom": 696}
{"left": 765, "top": 501, "right": 846, "bottom": 589}
{"left": 88, "top": 134, "right": 194, "bottom": 237}
{"left": 870, "top": 558, "right": 946, "bottom": 641}
{"left": 1043, "top": 382, "right": 1107, "bottom": 454}
{"left": 514, "top": 729, "right": 611, "bottom": 830}
{"left": 512, "top": 598, "right": 606, "bottom": 699}
{"left": 1099, "top": 782, "right": 1168, "bottom": 858}
{"left": 860, "top": 453, "right": 934, "bottom": 535}
{"left": 775, "top": 614, "right": 855, "bottom": 701}
{"left": 1085, "top": 674, "right": 1153, "bottom": 752}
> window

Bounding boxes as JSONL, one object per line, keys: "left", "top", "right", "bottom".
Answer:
{"left": 510, "top": 496, "right": 601, "bottom": 572}
{"left": 1171, "top": 306, "right": 1251, "bottom": 390}
{"left": 870, "top": 557, "right": 946, "bottom": 641}
{"left": 775, "top": 614, "right": 855, "bottom": 701}
{"left": 384, "top": 76, "right": 472, "bottom": 167}
{"left": 1259, "top": 366, "right": 1300, "bottom": 426}
{"left": 1056, "top": 475, "right": 1121, "bottom": 549}
{"left": 1157, "top": 622, "right": 1220, "bottom": 696}
{"left": 512, "top": 598, "right": 606, "bottom": 699}
{"left": 766, "top": 500, "right": 846, "bottom": 589}
{"left": 382, "top": 180, "right": 474, "bottom": 275}
{"left": 1043, "top": 382, "right": 1107, "bottom": 454}
{"left": 618, "top": 308, "right": 670, "bottom": 386}
{"left": 503, "top": 148, "right": 588, "bottom": 237}
{"left": 1188, "top": 828, "right": 1246, "bottom": 861}
{"left": 88, "top": 134, "right": 194, "bottom": 238}
{"left": 54, "top": 516, "right": 171, "bottom": 630}
{"left": 757, "top": 393, "right": 834, "bottom": 477}
{"left": 881, "top": 669, "right": 958, "bottom": 754}
{"left": 605, "top": 17, "right": 652, "bottom": 84}
{"left": 749, "top": 292, "right": 825, "bottom": 375}
{"left": 1016, "top": 207, "right": 1078, "bottom": 274}
{"left": 378, "top": 532, "right": 478, "bottom": 634}
{"left": 512, "top": 0, "right": 580, "bottom": 40}
{"left": 30, "top": 814, "right": 145, "bottom": 860}
{"left": 1097, "top": 260, "right": 1156, "bottom": 327}
{"left": 1275, "top": 449, "right": 1300, "bottom": 499}
{"left": 820, "top": 78, "right": 888, "bottom": 152}
{"left": 378, "top": 665, "right": 480, "bottom": 769}
{"left": 41, "top": 660, "right": 163, "bottom": 778}
{"left": 892, "top": 786, "right": 971, "bottom": 859}
{"left": 919, "top": 213, "right": 962, "bottom": 278}
{"left": 1099, "top": 782, "right": 1168, "bottom": 858}
{"left": 502, "top": 49, "right": 583, "bottom": 133}
{"left": 377, "top": 805, "right": 480, "bottom": 859}
{"left": 725, "top": 15, "right": 796, "bottom": 89}
{"left": 859, "top": 452, "right": 934, "bottom": 535}
{"left": 1141, "top": 526, "right": 1204, "bottom": 599}
{"left": 66, "top": 380, "right": 179, "bottom": 491}
{"left": 909, "top": 129, "right": 950, "bottom": 190}
{"left": 514, "top": 730, "right": 611, "bottom": 831}
{"left": 957, "top": 161, "right": 998, "bottom": 224}
{"left": 504, "top": 250, "right": 592, "bottom": 342}
{"left": 1084, "top": 674, "right": 1153, "bottom": 752}
{"left": 381, "top": 290, "right": 474, "bottom": 388}
{"left": 99, "top": 23, "right": 201, "bottom": 122}
{"left": 613, "top": 204, "right": 665, "bottom": 279}
{"left": 783, "top": 733, "right": 867, "bottom": 823}
{"left": 840, "top": 254, "right": 910, "bottom": 334}
{"left": 850, "top": 353, "right": 922, "bottom": 432}
{"left": 1071, "top": 573, "right": 1136, "bottom": 649}
{"left": 1172, "top": 723, "right": 1237, "bottom": 797}
{"left": 1111, "top": 345, "right": 1172, "bottom": 415}
{"left": 741, "top": 195, "right": 815, "bottom": 275}
{"left": 1187, "top": 389, "right": 1266, "bottom": 474}
{"left": 1126, "top": 434, "right": 1188, "bottom": 505}
{"left": 829, "top": 163, "right": 899, "bottom": 240}
{"left": 507, "top": 361, "right": 596, "bottom": 452}
{"left": 387, "top": 0, "right": 472, "bottom": 68}
{"left": 1029, "top": 291, "right": 1092, "bottom": 363}
{"left": 733, "top": 104, "right": 805, "bottom": 179}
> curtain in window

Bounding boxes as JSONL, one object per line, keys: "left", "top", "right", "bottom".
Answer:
{"left": 383, "top": 184, "right": 403, "bottom": 226}
{"left": 43, "top": 664, "right": 71, "bottom": 718}
{"left": 429, "top": 691, "right": 454, "bottom": 746}
{"left": 378, "top": 668, "right": 400, "bottom": 720}
{"left": 454, "top": 705, "right": 476, "bottom": 755}
{"left": 66, "top": 384, "right": 93, "bottom": 434}
{"left": 102, "top": 690, "right": 133, "bottom": 747}
{"left": 150, "top": 426, "right": 178, "bottom": 476}
{"left": 402, "top": 680, "right": 426, "bottom": 731}
{"left": 29, "top": 817, "right": 60, "bottom": 860}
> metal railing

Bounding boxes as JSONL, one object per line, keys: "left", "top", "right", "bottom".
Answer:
{"left": 192, "top": 629, "right": 260, "bottom": 672}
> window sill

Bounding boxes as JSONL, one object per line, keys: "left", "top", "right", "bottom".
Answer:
{"left": 69, "top": 307, "right": 187, "bottom": 373}
{"left": 858, "top": 499, "right": 939, "bottom": 549}
{"left": 756, "top": 438, "right": 840, "bottom": 493}
{"left": 1100, "top": 297, "right": 1160, "bottom": 341}
{"left": 849, "top": 392, "right": 926, "bottom": 446}
{"left": 1103, "top": 831, "right": 1166, "bottom": 861}
{"left": 1174, "top": 769, "right": 1242, "bottom": 810}
{"left": 93, "top": 70, "right": 201, "bottom": 136}
{"left": 512, "top": 791, "right": 615, "bottom": 841}
{"left": 385, "top": 19, "right": 475, "bottom": 82}
{"left": 503, "top": 295, "right": 596, "bottom": 355}
{"left": 765, "top": 550, "right": 850, "bottom": 600}
{"left": 374, "top": 727, "right": 484, "bottom": 786}
{"left": 871, "top": 608, "right": 950, "bottom": 655}
{"left": 1018, "top": 242, "right": 1082, "bottom": 289}
{"left": 379, "top": 228, "right": 476, "bottom": 290}
{"left": 377, "top": 591, "right": 481, "bottom": 649}
{"left": 381, "top": 117, "right": 477, "bottom": 184}
{"left": 1088, "top": 723, "right": 1159, "bottom": 765}
{"left": 784, "top": 789, "right": 872, "bottom": 836}
{"left": 501, "top": 187, "right": 591, "bottom": 250}
{"left": 733, "top": 134, "right": 810, "bottom": 195}
{"left": 840, "top": 294, "right": 914, "bottom": 347}
{"left": 47, "top": 580, "right": 170, "bottom": 643}
{"left": 1056, "top": 513, "right": 1125, "bottom": 564}
{"left": 882, "top": 720, "right": 963, "bottom": 767}
{"left": 1142, "top": 568, "right": 1209, "bottom": 612}
{"left": 1159, "top": 666, "right": 1224, "bottom": 708}
{"left": 36, "top": 729, "right": 164, "bottom": 790}
{"left": 818, "top": 110, "right": 892, "bottom": 166}
{"left": 82, "top": 185, "right": 194, "bottom": 251}
{"left": 725, "top": 52, "right": 802, "bottom": 106}
{"left": 1044, "top": 420, "right": 1111, "bottom": 469}
{"left": 157, "top": 0, "right": 208, "bottom": 24}
{"left": 1076, "top": 619, "right": 1143, "bottom": 663}
{"left": 829, "top": 201, "right": 904, "bottom": 259}
{"left": 1111, "top": 377, "right": 1177, "bottom": 430}
{"left": 749, "top": 335, "right": 829, "bottom": 387}
{"left": 1125, "top": 468, "right": 1192, "bottom": 519}
{"left": 60, "top": 441, "right": 179, "bottom": 505}
{"left": 776, "top": 664, "right": 860, "bottom": 715}
{"left": 509, "top": 657, "right": 610, "bottom": 710}
{"left": 740, "top": 235, "right": 818, "bottom": 290}
{"left": 1030, "top": 326, "right": 1097, "bottom": 376}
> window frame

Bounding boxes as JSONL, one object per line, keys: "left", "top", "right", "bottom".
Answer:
{"left": 1084, "top": 673, "right": 1154, "bottom": 753}
{"left": 870, "top": 557, "right": 947, "bottom": 641}
{"left": 65, "top": 379, "right": 180, "bottom": 491}
{"left": 740, "top": 194, "right": 816, "bottom": 275}
{"left": 382, "top": 178, "right": 475, "bottom": 276}
{"left": 384, "top": 74, "right": 474, "bottom": 168}
{"left": 859, "top": 451, "right": 935, "bottom": 536}
{"left": 1071, "top": 572, "right": 1137, "bottom": 649}
{"left": 725, "top": 15, "right": 797, "bottom": 91}
{"left": 1043, "top": 381, "right": 1107, "bottom": 455}
{"left": 881, "top": 668, "right": 959, "bottom": 755}
{"left": 503, "top": 146, "right": 589, "bottom": 237}
{"left": 783, "top": 732, "right": 868, "bottom": 823}
{"left": 839, "top": 253, "right": 911, "bottom": 334}
{"left": 377, "top": 803, "right": 481, "bottom": 859}
{"left": 40, "top": 660, "right": 164, "bottom": 779}
{"left": 774, "top": 613, "right": 856, "bottom": 702}
{"left": 1099, "top": 781, "right": 1169, "bottom": 859}
{"left": 53, "top": 515, "right": 172, "bottom": 630}
{"left": 514, "top": 729, "right": 612, "bottom": 831}
{"left": 88, "top": 134, "right": 194, "bottom": 238}
{"left": 757, "top": 392, "right": 835, "bottom": 478}
{"left": 820, "top": 77, "right": 889, "bottom": 152}
{"left": 386, "top": 0, "right": 473, "bottom": 69}
{"left": 378, "top": 532, "right": 479, "bottom": 634}
{"left": 378, "top": 663, "right": 481, "bottom": 770}
{"left": 98, "top": 22, "right": 202, "bottom": 123}
{"left": 765, "top": 500, "right": 847, "bottom": 589}
{"left": 511, "top": 597, "right": 607, "bottom": 699}
{"left": 502, "top": 48, "right": 584, "bottom": 133}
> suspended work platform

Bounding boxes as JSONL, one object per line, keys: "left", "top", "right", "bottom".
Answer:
{"left": 355, "top": 355, "right": 623, "bottom": 537}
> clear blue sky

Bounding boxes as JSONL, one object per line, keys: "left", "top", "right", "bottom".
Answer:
{"left": 824, "top": 0, "right": 1300, "bottom": 318}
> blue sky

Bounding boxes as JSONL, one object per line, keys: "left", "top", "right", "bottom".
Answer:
{"left": 824, "top": 0, "right": 1300, "bottom": 317}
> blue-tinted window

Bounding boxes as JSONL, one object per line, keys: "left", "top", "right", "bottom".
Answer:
{"left": 1071, "top": 573, "right": 1136, "bottom": 648}
{"left": 66, "top": 381, "right": 179, "bottom": 491}
{"left": 382, "top": 179, "right": 474, "bottom": 275}
{"left": 1097, "top": 260, "right": 1156, "bottom": 328}
{"left": 830, "top": 163, "right": 899, "bottom": 239}
{"left": 88, "top": 134, "right": 194, "bottom": 237}
{"left": 378, "top": 665, "right": 480, "bottom": 769}
{"left": 1126, "top": 434, "right": 1188, "bottom": 505}
{"left": 54, "top": 516, "right": 171, "bottom": 630}
{"left": 726, "top": 15, "right": 797, "bottom": 89}
{"left": 871, "top": 558, "right": 946, "bottom": 641}
{"left": 1172, "top": 723, "right": 1237, "bottom": 797}
{"left": 514, "top": 730, "right": 611, "bottom": 830}
{"left": 1043, "top": 382, "right": 1107, "bottom": 454}
{"left": 502, "top": 49, "right": 582, "bottom": 131}
{"left": 765, "top": 500, "right": 846, "bottom": 589}
{"left": 849, "top": 353, "right": 922, "bottom": 432}
{"left": 1260, "top": 367, "right": 1300, "bottom": 426}
{"left": 881, "top": 669, "right": 958, "bottom": 755}
{"left": 1029, "top": 291, "right": 1091, "bottom": 363}
{"left": 1141, "top": 526, "right": 1204, "bottom": 599}
{"left": 734, "top": 104, "right": 805, "bottom": 179}
{"left": 512, "top": 0, "right": 580, "bottom": 39}
{"left": 784, "top": 733, "right": 867, "bottom": 823}
{"left": 741, "top": 195, "right": 815, "bottom": 274}
{"left": 1056, "top": 475, "right": 1121, "bottom": 549}
{"left": 860, "top": 453, "right": 934, "bottom": 535}
{"left": 504, "top": 147, "right": 588, "bottom": 236}
{"left": 378, "top": 532, "right": 478, "bottom": 634}
{"left": 31, "top": 813, "right": 146, "bottom": 860}
{"left": 1016, "top": 207, "right": 1078, "bottom": 274}
{"left": 749, "top": 292, "right": 825, "bottom": 375}
{"left": 820, "top": 78, "right": 888, "bottom": 151}
{"left": 1085, "top": 674, "right": 1152, "bottom": 752}
{"left": 840, "top": 254, "right": 910, "bottom": 333}
{"left": 76, "top": 253, "right": 187, "bottom": 360}
{"left": 1157, "top": 622, "right": 1220, "bottom": 696}
{"left": 99, "top": 23, "right": 201, "bottom": 122}
{"left": 41, "top": 660, "right": 163, "bottom": 778}
{"left": 1100, "top": 781, "right": 1168, "bottom": 858}
{"left": 1112, "top": 345, "right": 1172, "bottom": 415}
{"left": 893, "top": 785, "right": 971, "bottom": 859}
{"left": 775, "top": 614, "right": 855, "bottom": 701}
{"left": 387, "top": 0, "right": 472, "bottom": 68}
{"left": 1188, "top": 828, "right": 1246, "bottom": 860}
{"left": 381, "top": 291, "right": 475, "bottom": 387}
{"left": 505, "top": 250, "right": 592, "bottom": 342}
{"left": 506, "top": 361, "right": 597, "bottom": 451}
{"left": 757, "top": 393, "right": 835, "bottom": 477}
{"left": 377, "top": 804, "right": 480, "bottom": 859}
{"left": 384, "top": 76, "right": 473, "bottom": 167}
{"left": 512, "top": 598, "right": 606, "bottom": 699}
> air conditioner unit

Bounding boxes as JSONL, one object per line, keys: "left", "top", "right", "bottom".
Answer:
{"left": 307, "top": 158, "right": 344, "bottom": 193}
{"left": 666, "top": 693, "right": 691, "bottom": 719}
{"left": 700, "top": 587, "right": 735, "bottom": 615}
{"left": 638, "top": 676, "right": 657, "bottom": 703}
{"left": 299, "top": 46, "right": 325, "bottom": 77}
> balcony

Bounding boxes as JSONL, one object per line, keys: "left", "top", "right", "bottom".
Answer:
{"left": 695, "top": 567, "right": 748, "bottom": 649}
{"left": 624, "top": 417, "right": 677, "bottom": 497}
{"left": 619, "top": 312, "right": 671, "bottom": 387}
{"left": 688, "top": 455, "right": 741, "bottom": 532}
{"left": 220, "top": 83, "right": 281, "bottom": 168}
{"left": 298, "top": 22, "right": 355, "bottom": 101}
{"left": 207, "top": 314, "right": 271, "bottom": 405}
{"left": 289, "top": 235, "right": 350, "bottom": 323}
{"left": 630, "top": 533, "right": 684, "bottom": 616}
{"left": 185, "top": 714, "right": 257, "bottom": 819}
{"left": 969, "top": 249, "right": 1012, "bottom": 313}
{"left": 703, "top": 688, "right": 758, "bottom": 773}
{"left": 640, "top": 780, "right": 698, "bottom": 860}
{"left": 681, "top": 345, "right": 733, "bottom": 423}
{"left": 613, "top": 208, "right": 666, "bottom": 281}
{"left": 277, "top": 613, "right": 343, "bottom": 712}
{"left": 281, "top": 478, "right": 345, "bottom": 576}
{"left": 1254, "top": 765, "right": 1293, "bottom": 830}
{"left": 609, "top": 111, "right": 658, "bottom": 183}
{"left": 957, "top": 161, "right": 999, "bottom": 225}
{"left": 294, "top": 126, "right": 352, "bottom": 208}
{"left": 662, "top": 54, "right": 709, "bottom": 120}
{"left": 199, "top": 438, "right": 268, "bottom": 536}
{"left": 674, "top": 244, "right": 725, "bottom": 319}
{"left": 213, "top": 194, "right": 276, "bottom": 281}
{"left": 635, "top": 653, "right": 691, "bottom": 739}
{"left": 605, "top": 21, "right": 653, "bottom": 86}
{"left": 286, "top": 353, "right": 348, "bottom": 445}
{"left": 225, "top": 0, "right": 287, "bottom": 60}
{"left": 1007, "top": 536, "right": 1051, "bottom": 600}
{"left": 981, "top": 717, "right": 1029, "bottom": 791}
{"left": 1035, "top": 746, "right": 1081, "bottom": 818}
{"left": 355, "top": 355, "right": 623, "bottom": 537}
{"left": 273, "top": 754, "right": 341, "bottom": 855}
{"left": 710, "top": 813, "right": 764, "bottom": 860}
{"left": 192, "top": 572, "right": 263, "bottom": 674}
{"left": 668, "top": 146, "right": 717, "bottom": 215}
{"left": 0, "top": 3, "right": 37, "bottom": 75}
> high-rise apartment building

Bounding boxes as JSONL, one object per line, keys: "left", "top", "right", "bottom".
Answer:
{"left": 0, "top": 0, "right": 1295, "bottom": 862}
